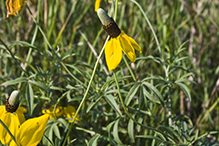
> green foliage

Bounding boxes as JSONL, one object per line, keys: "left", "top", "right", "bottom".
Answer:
{"left": 0, "top": 0, "right": 219, "bottom": 145}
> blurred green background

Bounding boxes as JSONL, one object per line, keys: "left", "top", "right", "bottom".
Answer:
{"left": 0, "top": 0, "right": 219, "bottom": 145}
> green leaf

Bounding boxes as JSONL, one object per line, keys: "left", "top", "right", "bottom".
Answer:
{"left": 9, "top": 41, "right": 37, "bottom": 49}
{"left": 26, "top": 83, "right": 34, "bottom": 115}
{"left": 113, "top": 118, "right": 124, "bottom": 145}
{"left": 142, "top": 86, "right": 160, "bottom": 104}
{"left": 106, "top": 121, "right": 117, "bottom": 145}
{"left": 175, "top": 79, "right": 196, "bottom": 84}
{"left": 88, "top": 134, "right": 100, "bottom": 146}
{"left": 137, "top": 117, "right": 143, "bottom": 132}
{"left": 52, "top": 123, "right": 61, "bottom": 139}
{"left": 125, "top": 82, "right": 141, "bottom": 106}
{"left": 139, "top": 85, "right": 145, "bottom": 109}
{"left": 175, "top": 56, "right": 188, "bottom": 62}
{"left": 175, "top": 82, "right": 191, "bottom": 102}
{"left": 179, "top": 72, "right": 194, "bottom": 79}
{"left": 2, "top": 77, "right": 27, "bottom": 86}
{"left": 104, "top": 95, "right": 122, "bottom": 117}
{"left": 86, "top": 95, "right": 103, "bottom": 113}
{"left": 66, "top": 139, "right": 77, "bottom": 146}
{"left": 28, "top": 80, "right": 50, "bottom": 92}
{"left": 50, "top": 86, "right": 66, "bottom": 91}
{"left": 142, "top": 82, "right": 164, "bottom": 106}
{"left": 128, "top": 117, "right": 135, "bottom": 143}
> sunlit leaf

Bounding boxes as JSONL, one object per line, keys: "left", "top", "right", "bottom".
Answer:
{"left": 175, "top": 82, "right": 191, "bottom": 102}
{"left": 113, "top": 118, "right": 124, "bottom": 145}
{"left": 125, "top": 82, "right": 141, "bottom": 106}
{"left": 88, "top": 134, "right": 100, "bottom": 146}
{"left": 2, "top": 77, "right": 27, "bottom": 86}
{"left": 128, "top": 117, "right": 135, "bottom": 143}
{"left": 104, "top": 95, "right": 122, "bottom": 117}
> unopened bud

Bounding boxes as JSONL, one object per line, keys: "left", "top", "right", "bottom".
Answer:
{"left": 97, "top": 8, "right": 121, "bottom": 38}
{"left": 6, "top": 90, "right": 20, "bottom": 113}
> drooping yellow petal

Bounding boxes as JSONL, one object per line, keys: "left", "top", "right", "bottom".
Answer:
{"left": 126, "top": 34, "right": 142, "bottom": 53}
{"left": 118, "top": 31, "right": 136, "bottom": 62}
{"left": 14, "top": 115, "right": 49, "bottom": 146}
{"left": 95, "top": 0, "right": 101, "bottom": 12}
{"left": 63, "top": 105, "right": 81, "bottom": 123}
{"left": 15, "top": 107, "right": 27, "bottom": 125}
{"left": 0, "top": 111, "right": 20, "bottom": 145}
{"left": 6, "top": 0, "right": 25, "bottom": 17}
{"left": 105, "top": 39, "right": 123, "bottom": 71}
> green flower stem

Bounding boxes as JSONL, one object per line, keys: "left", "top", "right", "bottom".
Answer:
{"left": 122, "top": 56, "right": 136, "bottom": 82}
{"left": 130, "top": 0, "right": 172, "bottom": 126}
{"left": 113, "top": 71, "right": 176, "bottom": 142}
{"left": 114, "top": 0, "right": 119, "bottom": 20}
{"left": 62, "top": 36, "right": 110, "bottom": 146}
{"left": 113, "top": 71, "right": 131, "bottom": 116}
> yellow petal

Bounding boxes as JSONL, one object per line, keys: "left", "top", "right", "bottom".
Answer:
{"left": 118, "top": 31, "right": 136, "bottom": 62}
{"left": 95, "top": 0, "right": 101, "bottom": 12}
{"left": 126, "top": 35, "right": 142, "bottom": 53}
{"left": 6, "top": 0, "right": 25, "bottom": 17}
{"left": 63, "top": 105, "right": 81, "bottom": 123}
{"left": 105, "top": 39, "right": 123, "bottom": 71}
{"left": 15, "top": 107, "right": 27, "bottom": 125}
{"left": 0, "top": 112, "right": 20, "bottom": 145}
{"left": 42, "top": 105, "right": 63, "bottom": 119}
{"left": 0, "top": 106, "right": 5, "bottom": 117}
{"left": 15, "top": 115, "right": 49, "bottom": 146}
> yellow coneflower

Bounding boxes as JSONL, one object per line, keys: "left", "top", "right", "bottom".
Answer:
{"left": 97, "top": 8, "right": 142, "bottom": 71}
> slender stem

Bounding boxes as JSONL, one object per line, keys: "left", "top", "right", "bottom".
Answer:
{"left": 62, "top": 36, "right": 110, "bottom": 146}
{"left": 122, "top": 57, "right": 136, "bottom": 82}
{"left": 114, "top": 0, "right": 119, "bottom": 20}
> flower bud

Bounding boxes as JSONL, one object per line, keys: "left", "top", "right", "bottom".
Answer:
{"left": 97, "top": 8, "right": 121, "bottom": 38}
{"left": 6, "top": 90, "right": 20, "bottom": 113}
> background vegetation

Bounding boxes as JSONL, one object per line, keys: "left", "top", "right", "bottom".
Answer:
{"left": 0, "top": 0, "right": 219, "bottom": 145}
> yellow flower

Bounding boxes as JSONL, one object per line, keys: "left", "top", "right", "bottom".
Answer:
{"left": 0, "top": 91, "right": 27, "bottom": 145}
{"left": 6, "top": 0, "right": 35, "bottom": 18}
{"left": 42, "top": 105, "right": 63, "bottom": 120}
{"left": 0, "top": 106, "right": 20, "bottom": 145}
{"left": 63, "top": 105, "right": 81, "bottom": 123}
{"left": 42, "top": 105, "right": 81, "bottom": 123}
{"left": 97, "top": 8, "right": 142, "bottom": 71}
{"left": 95, "top": 0, "right": 101, "bottom": 12}
{"left": 9, "top": 114, "right": 49, "bottom": 146}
